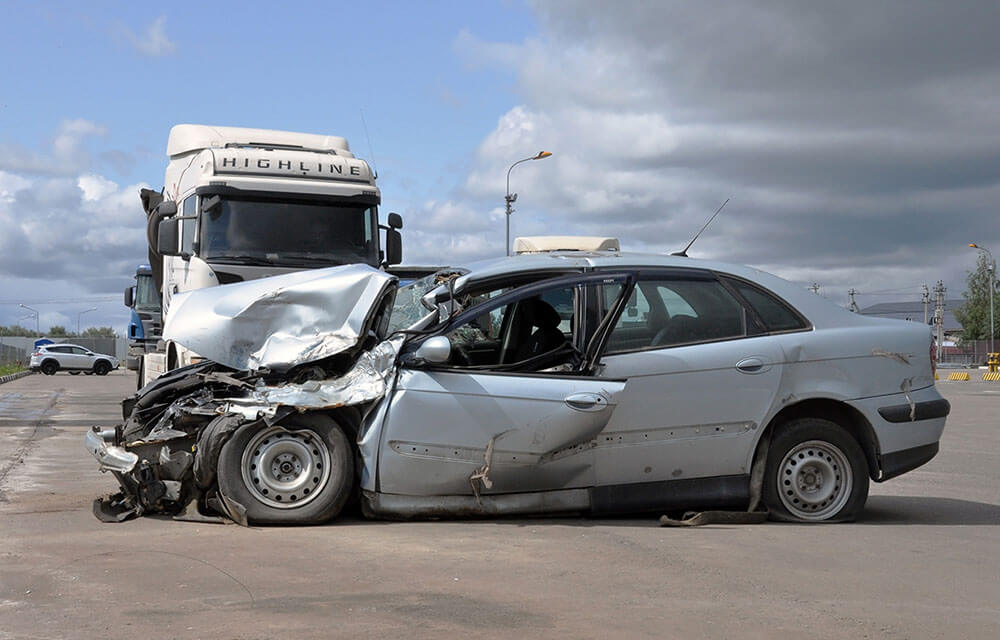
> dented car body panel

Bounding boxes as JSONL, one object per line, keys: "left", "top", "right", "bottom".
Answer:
{"left": 88, "top": 252, "right": 949, "bottom": 524}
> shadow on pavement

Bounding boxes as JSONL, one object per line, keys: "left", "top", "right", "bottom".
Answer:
{"left": 858, "top": 495, "right": 1000, "bottom": 525}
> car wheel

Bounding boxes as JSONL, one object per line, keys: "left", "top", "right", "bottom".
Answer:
{"left": 68, "top": 371, "right": 81, "bottom": 375}
{"left": 93, "top": 360, "right": 111, "bottom": 376}
{"left": 40, "top": 360, "right": 59, "bottom": 376}
{"left": 763, "top": 418, "right": 869, "bottom": 522}
{"left": 217, "top": 413, "right": 354, "bottom": 525}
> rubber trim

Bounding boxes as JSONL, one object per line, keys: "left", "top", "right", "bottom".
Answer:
{"left": 879, "top": 442, "right": 939, "bottom": 481}
{"left": 877, "top": 398, "right": 951, "bottom": 423}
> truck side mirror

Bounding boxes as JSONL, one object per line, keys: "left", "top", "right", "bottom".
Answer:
{"left": 387, "top": 212, "right": 403, "bottom": 229}
{"left": 157, "top": 218, "right": 182, "bottom": 256}
{"left": 156, "top": 201, "right": 177, "bottom": 217}
{"left": 384, "top": 228, "right": 402, "bottom": 266}
{"left": 124, "top": 286, "right": 135, "bottom": 308}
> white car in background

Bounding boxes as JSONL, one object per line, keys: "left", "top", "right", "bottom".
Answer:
{"left": 30, "top": 344, "right": 119, "bottom": 376}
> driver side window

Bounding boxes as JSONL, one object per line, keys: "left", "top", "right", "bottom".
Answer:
{"left": 445, "top": 284, "right": 581, "bottom": 371}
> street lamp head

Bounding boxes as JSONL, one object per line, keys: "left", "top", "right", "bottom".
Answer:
{"left": 534, "top": 151, "right": 552, "bottom": 160}
{"left": 970, "top": 243, "right": 980, "bottom": 249}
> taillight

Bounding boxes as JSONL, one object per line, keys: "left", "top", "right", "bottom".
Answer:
{"left": 32, "top": 351, "right": 41, "bottom": 357}
{"left": 930, "top": 342, "right": 937, "bottom": 378}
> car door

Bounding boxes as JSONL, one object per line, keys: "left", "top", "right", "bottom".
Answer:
{"left": 592, "top": 270, "right": 787, "bottom": 490}
{"left": 375, "top": 273, "right": 631, "bottom": 497}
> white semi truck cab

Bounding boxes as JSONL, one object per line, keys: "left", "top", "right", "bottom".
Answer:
{"left": 139, "top": 124, "right": 402, "bottom": 383}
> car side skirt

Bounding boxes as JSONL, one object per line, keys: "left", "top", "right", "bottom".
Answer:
{"left": 362, "top": 474, "right": 750, "bottom": 520}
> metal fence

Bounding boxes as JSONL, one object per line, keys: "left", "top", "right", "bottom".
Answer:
{"left": 0, "top": 342, "right": 26, "bottom": 367}
{"left": 941, "top": 340, "right": 997, "bottom": 366}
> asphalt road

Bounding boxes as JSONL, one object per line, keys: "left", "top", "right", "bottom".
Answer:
{"left": 0, "top": 369, "right": 997, "bottom": 639}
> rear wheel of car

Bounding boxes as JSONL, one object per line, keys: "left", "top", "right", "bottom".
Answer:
{"left": 40, "top": 360, "right": 58, "bottom": 376}
{"left": 217, "top": 413, "right": 354, "bottom": 525}
{"left": 763, "top": 418, "right": 869, "bottom": 522}
{"left": 93, "top": 360, "right": 111, "bottom": 376}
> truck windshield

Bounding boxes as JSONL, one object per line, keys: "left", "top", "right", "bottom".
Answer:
{"left": 200, "top": 197, "right": 378, "bottom": 267}
{"left": 134, "top": 274, "right": 161, "bottom": 313}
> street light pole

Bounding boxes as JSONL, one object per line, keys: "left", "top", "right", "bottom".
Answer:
{"left": 969, "top": 243, "right": 995, "bottom": 354}
{"left": 77, "top": 307, "right": 97, "bottom": 336}
{"left": 18, "top": 304, "right": 39, "bottom": 336}
{"left": 505, "top": 151, "right": 552, "bottom": 256}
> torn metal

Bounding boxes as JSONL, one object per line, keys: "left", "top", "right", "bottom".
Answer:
{"left": 89, "top": 266, "right": 400, "bottom": 523}
{"left": 164, "top": 264, "right": 396, "bottom": 371}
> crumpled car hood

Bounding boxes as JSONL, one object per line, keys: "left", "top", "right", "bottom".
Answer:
{"left": 163, "top": 264, "right": 396, "bottom": 371}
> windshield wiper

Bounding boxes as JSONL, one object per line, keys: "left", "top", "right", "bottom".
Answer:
{"left": 206, "top": 255, "right": 278, "bottom": 266}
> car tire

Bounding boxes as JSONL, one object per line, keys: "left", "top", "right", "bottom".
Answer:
{"left": 763, "top": 418, "right": 869, "bottom": 522}
{"left": 40, "top": 360, "right": 58, "bottom": 376}
{"left": 217, "top": 413, "right": 354, "bottom": 525}
{"left": 93, "top": 360, "right": 111, "bottom": 376}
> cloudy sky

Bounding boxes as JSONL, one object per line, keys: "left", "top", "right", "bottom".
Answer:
{"left": 2, "top": 1, "right": 998, "bottom": 333}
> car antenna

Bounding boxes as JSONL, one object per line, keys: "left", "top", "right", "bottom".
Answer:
{"left": 672, "top": 198, "right": 729, "bottom": 257}
{"left": 360, "top": 108, "right": 378, "bottom": 180}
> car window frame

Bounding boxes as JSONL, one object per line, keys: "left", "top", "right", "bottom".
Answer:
{"left": 403, "top": 271, "right": 632, "bottom": 375}
{"left": 599, "top": 267, "right": 760, "bottom": 356}
{"left": 716, "top": 273, "right": 813, "bottom": 335}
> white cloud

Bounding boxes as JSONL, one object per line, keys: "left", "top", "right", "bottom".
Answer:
{"left": 425, "top": 1, "right": 1000, "bottom": 306}
{"left": 0, "top": 119, "right": 107, "bottom": 176}
{"left": 126, "top": 16, "right": 176, "bottom": 57}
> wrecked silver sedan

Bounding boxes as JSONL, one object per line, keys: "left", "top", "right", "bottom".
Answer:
{"left": 88, "top": 254, "right": 949, "bottom": 525}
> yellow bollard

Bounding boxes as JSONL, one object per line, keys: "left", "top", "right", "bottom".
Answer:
{"left": 948, "top": 372, "right": 971, "bottom": 381}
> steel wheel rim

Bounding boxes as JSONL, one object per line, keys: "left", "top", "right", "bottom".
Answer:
{"left": 241, "top": 426, "right": 331, "bottom": 509}
{"left": 777, "top": 439, "right": 852, "bottom": 520}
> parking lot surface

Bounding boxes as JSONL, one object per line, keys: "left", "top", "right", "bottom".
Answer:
{"left": 1, "top": 370, "right": 998, "bottom": 639}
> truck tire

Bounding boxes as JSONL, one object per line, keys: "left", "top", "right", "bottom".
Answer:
{"left": 217, "top": 413, "right": 354, "bottom": 525}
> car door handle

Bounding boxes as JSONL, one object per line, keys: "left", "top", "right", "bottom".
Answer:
{"left": 736, "top": 357, "right": 766, "bottom": 374}
{"left": 565, "top": 393, "right": 608, "bottom": 412}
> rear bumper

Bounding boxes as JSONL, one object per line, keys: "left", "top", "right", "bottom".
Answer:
{"left": 879, "top": 441, "right": 939, "bottom": 481}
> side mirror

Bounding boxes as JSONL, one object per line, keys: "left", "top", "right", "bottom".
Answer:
{"left": 384, "top": 228, "right": 402, "bottom": 266}
{"left": 413, "top": 336, "right": 451, "bottom": 364}
{"left": 156, "top": 200, "right": 177, "bottom": 217}
{"left": 157, "top": 218, "right": 182, "bottom": 256}
{"left": 387, "top": 212, "right": 403, "bottom": 229}
{"left": 124, "top": 286, "right": 134, "bottom": 308}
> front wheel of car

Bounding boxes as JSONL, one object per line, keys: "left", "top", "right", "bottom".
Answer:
{"left": 217, "top": 413, "right": 354, "bottom": 525}
{"left": 40, "top": 361, "right": 58, "bottom": 376}
{"left": 93, "top": 360, "right": 111, "bottom": 376}
{"left": 763, "top": 418, "right": 869, "bottom": 522}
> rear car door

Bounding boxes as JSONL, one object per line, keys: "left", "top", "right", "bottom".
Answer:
{"left": 593, "top": 270, "right": 790, "bottom": 493}
{"left": 375, "top": 273, "right": 631, "bottom": 497}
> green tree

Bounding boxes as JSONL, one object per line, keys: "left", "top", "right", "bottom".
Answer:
{"left": 82, "top": 326, "right": 117, "bottom": 338}
{"left": 48, "top": 325, "right": 70, "bottom": 337}
{"left": 954, "top": 251, "right": 999, "bottom": 342}
{"left": 0, "top": 325, "right": 34, "bottom": 337}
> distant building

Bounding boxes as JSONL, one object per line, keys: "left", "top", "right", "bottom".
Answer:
{"left": 859, "top": 299, "right": 964, "bottom": 339}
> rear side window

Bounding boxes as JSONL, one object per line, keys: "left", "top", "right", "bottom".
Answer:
{"left": 605, "top": 278, "right": 747, "bottom": 352}
{"left": 726, "top": 278, "right": 808, "bottom": 332}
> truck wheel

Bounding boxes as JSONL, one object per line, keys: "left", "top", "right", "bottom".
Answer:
{"left": 41, "top": 360, "right": 59, "bottom": 376}
{"left": 93, "top": 360, "right": 111, "bottom": 376}
{"left": 217, "top": 413, "right": 353, "bottom": 525}
{"left": 763, "top": 418, "right": 869, "bottom": 522}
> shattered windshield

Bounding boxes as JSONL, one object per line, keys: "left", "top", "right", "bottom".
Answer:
{"left": 386, "top": 272, "right": 443, "bottom": 334}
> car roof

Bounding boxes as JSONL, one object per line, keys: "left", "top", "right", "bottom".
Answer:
{"left": 445, "top": 251, "right": 887, "bottom": 331}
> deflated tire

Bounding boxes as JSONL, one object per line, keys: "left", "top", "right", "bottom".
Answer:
{"left": 217, "top": 413, "right": 353, "bottom": 525}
